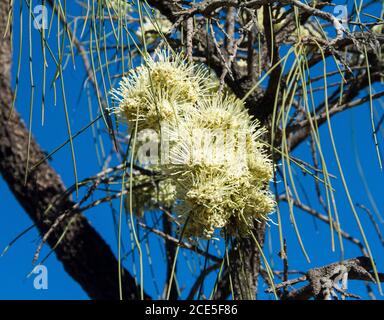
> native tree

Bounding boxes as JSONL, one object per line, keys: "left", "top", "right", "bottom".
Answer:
{"left": 1, "top": 0, "right": 384, "bottom": 300}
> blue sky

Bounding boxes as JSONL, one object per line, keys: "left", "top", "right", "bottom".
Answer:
{"left": 0, "top": 0, "right": 383, "bottom": 300}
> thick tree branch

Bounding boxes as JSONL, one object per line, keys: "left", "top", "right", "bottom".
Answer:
{"left": 0, "top": 0, "right": 148, "bottom": 300}
{"left": 266, "top": 257, "right": 384, "bottom": 300}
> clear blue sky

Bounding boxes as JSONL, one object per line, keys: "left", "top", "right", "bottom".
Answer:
{"left": 0, "top": 0, "right": 383, "bottom": 300}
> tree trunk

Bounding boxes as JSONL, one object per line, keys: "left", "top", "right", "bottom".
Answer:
{"left": 213, "top": 222, "right": 266, "bottom": 300}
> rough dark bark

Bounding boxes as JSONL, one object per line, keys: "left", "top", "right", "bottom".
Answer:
{"left": 266, "top": 257, "right": 384, "bottom": 300}
{"left": 162, "top": 214, "right": 178, "bottom": 300}
{"left": 0, "top": 0, "right": 147, "bottom": 300}
{"left": 213, "top": 222, "right": 266, "bottom": 300}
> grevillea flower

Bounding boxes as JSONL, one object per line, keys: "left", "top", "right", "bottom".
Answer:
{"left": 111, "top": 50, "right": 275, "bottom": 239}
{"left": 126, "top": 175, "right": 176, "bottom": 217}
{"left": 111, "top": 50, "right": 212, "bottom": 129}
{"left": 164, "top": 95, "right": 275, "bottom": 238}
{"left": 372, "top": 24, "right": 383, "bottom": 34}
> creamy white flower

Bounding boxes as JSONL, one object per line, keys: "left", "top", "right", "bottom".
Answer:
{"left": 111, "top": 49, "right": 211, "bottom": 128}
{"left": 164, "top": 94, "right": 275, "bottom": 238}
{"left": 237, "top": 59, "right": 247, "bottom": 68}
{"left": 372, "top": 24, "right": 383, "bottom": 34}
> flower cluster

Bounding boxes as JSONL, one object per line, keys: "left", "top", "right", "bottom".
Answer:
{"left": 111, "top": 50, "right": 211, "bottom": 129}
{"left": 126, "top": 175, "right": 176, "bottom": 217}
{"left": 112, "top": 50, "right": 275, "bottom": 238}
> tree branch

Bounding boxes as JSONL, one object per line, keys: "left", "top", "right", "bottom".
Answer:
{"left": 266, "top": 256, "right": 384, "bottom": 300}
{"left": 0, "top": 0, "right": 148, "bottom": 300}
